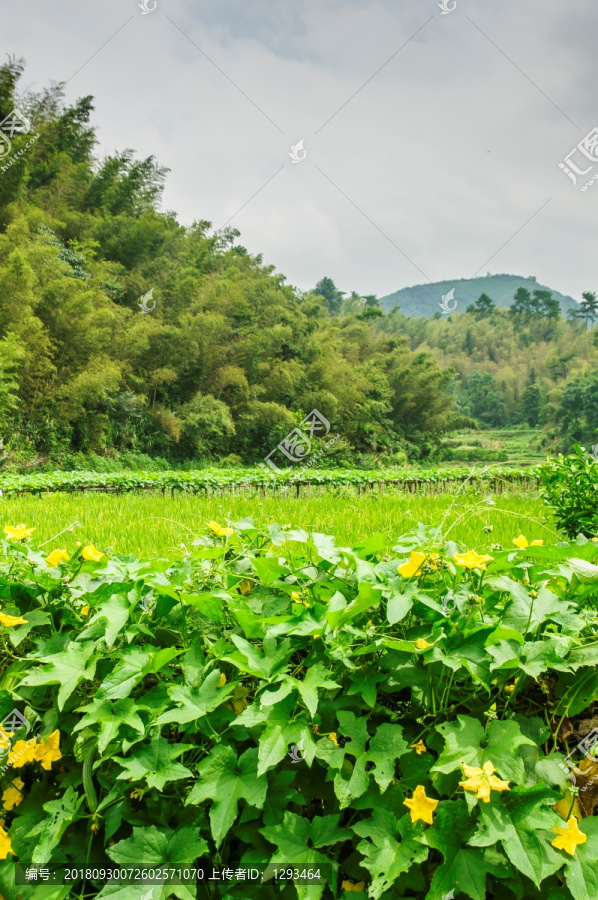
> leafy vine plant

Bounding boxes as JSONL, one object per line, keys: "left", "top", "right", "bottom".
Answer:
{"left": 0, "top": 509, "right": 595, "bottom": 898}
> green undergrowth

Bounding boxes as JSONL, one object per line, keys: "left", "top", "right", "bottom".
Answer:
{"left": 539, "top": 447, "right": 598, "bottom": 539}
{"left": 0, "top": 466, "right": 541, "bottom": 497}
{"left": 0, "top": 519, "right": 596, "bottom": 899}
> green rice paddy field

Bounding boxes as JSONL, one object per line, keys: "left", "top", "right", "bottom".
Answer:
{"left": 0, "top": 488, "right": 554, "bottom": 557}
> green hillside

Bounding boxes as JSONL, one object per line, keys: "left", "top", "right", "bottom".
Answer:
{"left": 380, "top": 274, "right": 579, "bottom": 318}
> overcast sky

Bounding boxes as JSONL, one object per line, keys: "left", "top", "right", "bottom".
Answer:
{"left": 1, "top": 0, "right": 596, "bottom": 302}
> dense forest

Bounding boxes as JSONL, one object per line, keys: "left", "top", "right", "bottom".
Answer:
{"left": 0, "top": 58, "right": 596, "bottom": 469}
{"left": 379, "top": 290, "right": 598, "bottom": 449}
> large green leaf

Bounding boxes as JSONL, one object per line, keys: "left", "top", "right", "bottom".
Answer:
{"left": 260, "top": 811, "right": 341, "bottom": 900}
{"left": 353, "top": 810, "right": 428, "bottom": 900}
{"left": 423, "top": 801, "right": 506, "bottom": 900}
{"left": 234, "top": 696, "right": 316, "bottom": 775}
{"left": 107, "top": 824, "right": 207, "bottom": 866}
{"left": 223, "top": 634, "right": 291, "bottom": 679}
{"left": 469, "top": 786, "right": 564, "bottom": 886}
{"left": 97, "top": 646, "right": 180, "bottom": 700}
{"left": 20, "top": 643, "right": 98, "bottom": 710}
{"left": 433, "top": 715, "right": 535, "bottom": 783}
{"left": 185, "top": 744, "right": 267, "bottom": 847}
{"left": 73, "top": 697, "right": 145, "bottom": 754}
{"left": 318, "top": 712, "right": 408, "bottom": 808}
{"left": 260, "top": 664, "right": 340, "bottom": 717}
{"left": 27, "top": 787, "right": 84, "bottom": 865}
{"left": 156, "top": 669, "right": 234, "bottom": 725}
{"left": 87, "top": 593, "right": 130, "bottom": 648}
{"left": 114, "top": 736, "right": 192, "bottom": 791}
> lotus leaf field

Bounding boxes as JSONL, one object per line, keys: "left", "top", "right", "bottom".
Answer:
{"left": 0, "top": 499, "right": 596, "bottom": 900}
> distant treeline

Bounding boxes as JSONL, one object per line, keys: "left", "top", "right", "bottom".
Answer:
{"left": 0, "top": 57, "right": 595, "bottom": 470}
{"left": 0, "top": 58, "right": 472, "bottom": 469}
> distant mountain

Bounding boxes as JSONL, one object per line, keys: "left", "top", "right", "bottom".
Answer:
{"left": 379, "top": 274, "right": 579, "bottom": 318}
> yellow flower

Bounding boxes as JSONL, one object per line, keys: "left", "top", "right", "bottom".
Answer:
{"left": 398, "top": 551, "right": 427, "bottom": 578}
{"left": 0, "top": 823, "right": 14, "bottom": 859}
{"left": 3, "top": 524, "right": 34, "bottom": 541}
{"left": 513, "top": 535, "right": 544, "bottom": 549}
{"left": 207, "top": 520, "right": 234, "bottom": 537}
{"left": 415, "top": 638, "right": 432, "bottom": 650}
{"left": 2, "top": 778, "right": 24, "bottom": 811}
{"left": 403, "top": 784, "right": 439, "bottom": 824}
{"left": 34, "top": 730, "right": 61, "bottom": 771}
{"left": 459, "top": 760, "right": 510, "bottom": 802}
{"left": 218, "top": 672, "right": 227, "bottom": 687}
{"left": 291, "top": 591, "right": 301, "bottom": 602}
{"left": 0, "top": 731, "right": 12, "bottom": 755}
{"left": 411, "top": 740, "right": 427, "bottom": 755}
{"left": 130, "top": 788, "right": 144, "bottom": 800}
{"left": 8, "top": 738, "right": 37, "bottom": 768}
{"left": 45, "top": 549, "right": 70, "bottom": 568}
{"left": 328, "top": 732, "right": 339, "bottom": 746}
{"left": 80, "top": 605, "right": 90, "bottom": 617}
{"left": 454, "top": 550, "right": 494, "bottom": 571}
{"left": 237, "top": 579, "right": 252, "bottom": 596}
{"left": 342, "top": 882, "right": 365, "bottom": 893}
{"left": 0, "top": 612, "right": 28, "bottom": 627}
{"left": 81, "top": 544, "right": 103, "bottom": 562}
{"left": 552, "top": 816, "right": 587, "bottom": 856}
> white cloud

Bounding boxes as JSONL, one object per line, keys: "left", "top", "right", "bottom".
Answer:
{"left": 1, "top": 0, "right": 596, "bottom": 301}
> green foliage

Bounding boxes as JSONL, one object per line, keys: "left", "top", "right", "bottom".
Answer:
{"left": 0, "top": 61, "right": 462, "bottom": 466}
{"left": 568, "top": 292, "right": 598, "bottom": 329}
{"left": 379, "top": 294, "right": 596, "bottom": 438}
{"left": 465, "top": 293, "right": 495, "bottom": 319}
{"left": 550, "top": 369, "right": 598, "bottom": 449}
{"left": 0, "top": 518, "right": 596, "bottom": 898}
{"left": 456, "top": 372, "right": 505, "bottom": 427}
{"left": 312, "top": 277, "right": 345, "bottom": 316}
{"left": 0, "top": 462, "right": 541, "bottom": 497}
{"left": 539, "top": 445, "right": 598, "bottom": 537}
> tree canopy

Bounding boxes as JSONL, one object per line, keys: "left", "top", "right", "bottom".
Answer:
{"left": 0, "top": 59, "right": 465, "bottom": 466}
